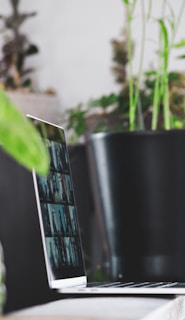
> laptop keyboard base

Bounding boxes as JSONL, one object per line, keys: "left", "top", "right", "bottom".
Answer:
{"left": 87, "top": 281, "right": 185, "bottom": 289}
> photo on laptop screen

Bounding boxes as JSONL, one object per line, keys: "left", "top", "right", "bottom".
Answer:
{"left": 29, "top": 116, "right": 85, "bottom": 282}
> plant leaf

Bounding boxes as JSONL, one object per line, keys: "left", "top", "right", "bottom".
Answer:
{"left": 167, "top": 2, "right": 175, "bottom": 31}
{"left": 176, "top": 54, "right": 185, "bottom": 59}
{"left": 158, "top": 19, "right": 169, "bottom": 71}
{"left": 89, "top": 93, "right": 118, "bottom": 109}
{"left": 0, "top": 89, "right": 50, "bottom": 175}
{"left": 144, "top": 70, "right": 156, "bottom": 76}
{"left": 173, "top": 39, "right": 185, "bottom": 48}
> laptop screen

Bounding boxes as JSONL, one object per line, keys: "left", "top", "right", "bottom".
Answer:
{"left": 29, "top": 116, "right": 85, "bottom": 283}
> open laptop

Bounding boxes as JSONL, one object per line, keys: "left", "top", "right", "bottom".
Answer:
{"left": 28, "top": 115, "right": 185, "bottom": 295}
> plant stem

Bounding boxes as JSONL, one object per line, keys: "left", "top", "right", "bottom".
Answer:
{"left": 161, "top": 19, "right": 170, "bottom": 130}
{"left": 163, "top": 77, "right": 170, "bottom": 129}
{"left": 133, "top": 0, "right": 146, "bottom": 129}
{"left": 152, "top": 0, "right": 168, "bottom": 130}
{"left": 152, "top": 0, "right": 185, "bottom": 130}
{"left": 125, "top": 0, "right": 146, "bottom": 131}
{"left": 127, "top": 3, "right": 135, "bottom": 130}
{"left": 151, "top": 72, "right": 161, "bottom": 130}
{"left": 147, "top": 0, "right": 152, "bottom": 20}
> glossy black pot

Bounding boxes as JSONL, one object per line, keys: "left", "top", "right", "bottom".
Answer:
{"left": 87, "top": 130, "right": 185, "bottom": 281}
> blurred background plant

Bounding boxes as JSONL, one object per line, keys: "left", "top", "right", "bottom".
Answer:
{"left": 0, "top": 0, "right": 38, "bottom": 90}
{"left": 65, "top": 27, "right": 185, "bottom": 144}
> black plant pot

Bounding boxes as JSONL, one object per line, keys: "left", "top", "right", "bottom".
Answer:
{"left": 87, "top": 130, "right": 185, "bottom": 282}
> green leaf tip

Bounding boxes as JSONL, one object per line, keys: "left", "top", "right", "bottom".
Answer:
{"left": 0, "top": 88, "right": 50, "bottom": 175}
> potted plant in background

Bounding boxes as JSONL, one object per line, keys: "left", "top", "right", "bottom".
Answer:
{"left": 65, "top": 0, "right": 185, "bottom": 282}
{"left": 0, "top": 0, "right": 60, "bottom": 124}
{"left": 0, "top": 88, "right": 49, "bottom": 314}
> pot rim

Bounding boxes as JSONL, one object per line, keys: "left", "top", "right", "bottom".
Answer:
{"left": 89, "top": 129, "right": 185, "bottom": 140}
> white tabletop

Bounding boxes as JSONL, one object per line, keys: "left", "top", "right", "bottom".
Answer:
{"left": 7, "top": 296, "right": 185, "bottom": 320}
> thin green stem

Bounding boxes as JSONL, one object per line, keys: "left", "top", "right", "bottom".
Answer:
{"left": 151, "top": 74, "right": 161, "bottom": 130}
{"left": 152, "top": 0, "right": 167, "bottom": 130}
{"left": 161, "top": 18, "right": 170, "bottom": 129}
{"left": 163, "top": 77, "right": 170, "bottom": 129}
{"left": 147, "top": 0, "right": 152, "bottom": 20}
{"left": 125, "top": 0, "right": 146, "bottom": 130}
{"left": 133, "top": 0, "right": 146, "bottom": 126}
{"left": 127, "top": 4, "right": 135, "bottom": 130}
{"left": 151, "top": 33, "right": 163, "bottom": 129}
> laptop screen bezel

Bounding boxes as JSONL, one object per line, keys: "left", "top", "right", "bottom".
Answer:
{"left": 28, "top": 115, "right": 87, "bottom": 290}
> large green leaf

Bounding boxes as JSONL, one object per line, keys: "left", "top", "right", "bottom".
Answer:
{"left": 0, "top": 89, "right": 50, "bottom": 175}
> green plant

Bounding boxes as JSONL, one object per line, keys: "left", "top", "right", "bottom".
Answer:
{"left": 122, "top": 0, "right": 185, "bottom": 130}
{"left": 66, "top": 93, "right": 128, "bottom": 143}
{"left": 0, "top": 0, "right": 39, "bottom": 89}
{"left": 122, "top": 0, "right": 146, "bottom": 130}
{"left": 0, "top": 88, "right": 49, "bottom": 174}
{"left": 66, "top": 0, "right": 185, "bottom": 143}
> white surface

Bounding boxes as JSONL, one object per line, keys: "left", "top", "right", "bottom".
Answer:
{"left": 143, "top": 296, "right": 185, "bottom": 320}
{"left": 11, "top": 297, "right": 172, "bottom": 319}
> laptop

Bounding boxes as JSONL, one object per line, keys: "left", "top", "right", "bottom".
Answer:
{"left": 28, "top": 114, "right": 185, "bottom": 295}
